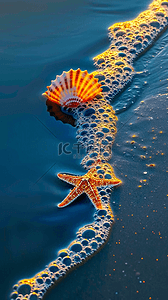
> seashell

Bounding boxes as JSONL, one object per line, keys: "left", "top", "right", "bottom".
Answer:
{"left": 42, "top": 69, "right": 102, "bottom": 108}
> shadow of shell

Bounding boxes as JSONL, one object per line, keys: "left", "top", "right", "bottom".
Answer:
{"left": 46, "top": 99, "right": 76, "bottom": 127}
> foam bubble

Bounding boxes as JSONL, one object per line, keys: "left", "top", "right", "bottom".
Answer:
{"left": 92, "top": 0, "right": 168, "bottom": 102}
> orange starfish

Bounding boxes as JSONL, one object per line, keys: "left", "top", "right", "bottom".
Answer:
{"left": 57, "top": 167, "right": 121, "bottom": 210}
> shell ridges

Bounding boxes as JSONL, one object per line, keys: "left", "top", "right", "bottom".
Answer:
{"left": 42, "top": 69, "right": 102, "bottom": 108}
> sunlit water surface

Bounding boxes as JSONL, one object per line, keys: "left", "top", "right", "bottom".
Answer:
{"left": 0, "top": 0, "right": 168, "bottom": 299}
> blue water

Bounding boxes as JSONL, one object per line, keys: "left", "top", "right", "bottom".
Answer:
{"left": 1, "top": 0, "right": 168, "bottom": 299}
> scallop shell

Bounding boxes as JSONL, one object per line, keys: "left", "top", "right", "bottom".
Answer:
{"left": 42, "top": 69, "right": 102, "bottom": 108}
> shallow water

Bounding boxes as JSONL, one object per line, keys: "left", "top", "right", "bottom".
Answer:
{"left": 0, "top": 0, "right": 168, "bottom": 299}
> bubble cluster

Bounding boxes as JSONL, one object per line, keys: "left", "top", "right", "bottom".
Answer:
{"left": 10, "top": 163, "right": 115, "bottom": 300}
{"left": 93, "top": 59, "right": 134, "bottom": 101}
{"left": 108, "top": 2, "right": 168, "bottom": 57}
{"left": 69, "top": 96, "right": 118, "bottom": 168}
{"left": 93, "top": 0, "right": 168, "bottom": 101}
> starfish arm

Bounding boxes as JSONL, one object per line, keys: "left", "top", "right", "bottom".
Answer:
{"left": 85, "top": 168, "right": 97, "bottom": 177}
{"left": 57, "top": 183, "right": 84, "bottom": 208}
{"left": 85, "top": 181, "right": 103, "bottom": 210}
{"left": 92, "top": 178, "right": 122, "bottom": 187}
{"left": 57, "top": 173, "right": 81, "bottom": 185}
{"left": 57, "top": 166, "right": 121, "bottom": 210}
